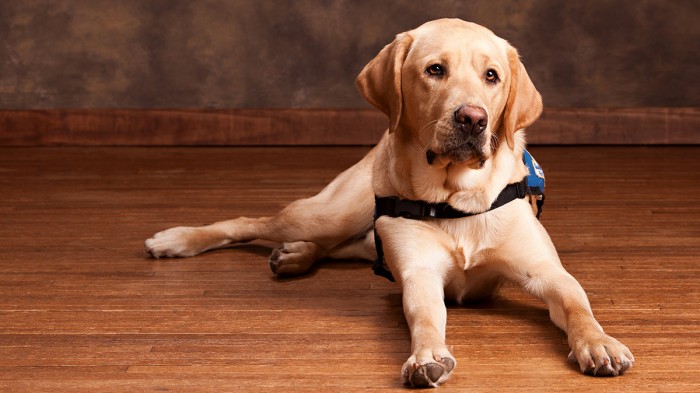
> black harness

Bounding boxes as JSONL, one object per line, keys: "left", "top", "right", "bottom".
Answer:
{"left": 372, "top": 178, "right": 544, "bottom": 282}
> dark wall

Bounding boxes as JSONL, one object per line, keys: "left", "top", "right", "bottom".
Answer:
{"left": 1, "top": 0, "right": 698, "bottom": 109}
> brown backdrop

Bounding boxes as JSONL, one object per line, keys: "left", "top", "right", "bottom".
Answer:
{"left": 1, "top": 0, "right": 699, "bottom": 145}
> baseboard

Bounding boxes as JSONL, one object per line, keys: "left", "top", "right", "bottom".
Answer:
{"left": 1, "top": 107, "right": 697, "bottom": 146}
{"left": 530, "top": 107, "right": 699, "bottom": 144}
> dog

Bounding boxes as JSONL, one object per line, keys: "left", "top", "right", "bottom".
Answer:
{"left": 145, "top": 18, "right": 634, "bottom": 388}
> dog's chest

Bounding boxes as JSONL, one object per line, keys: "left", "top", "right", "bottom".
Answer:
{"left": 436, "top": 205, "right": 514, "bottom": 271}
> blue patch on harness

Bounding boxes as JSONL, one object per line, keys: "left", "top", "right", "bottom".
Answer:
{"left": 523, "top": 149, "right": 545, "bottom": 195}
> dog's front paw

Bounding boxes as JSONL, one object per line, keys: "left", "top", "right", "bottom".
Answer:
{"left": 268, "top": 241, "right": 320, "bottom": 276}
{"left": 401, "top": 347, "right": 456, "bottom": 388}
{"left": 568, "top": 333, "right": 634, "bottom": 376}
{"left": 145, "top": 226, "right": 210, "bottom": 258}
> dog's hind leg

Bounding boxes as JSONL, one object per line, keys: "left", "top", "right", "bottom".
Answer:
{"left": 144, "top": 216, "right": 276, "bottom": 258}
{"left": 145, "top": 145, "right": 379, "bottom": 275}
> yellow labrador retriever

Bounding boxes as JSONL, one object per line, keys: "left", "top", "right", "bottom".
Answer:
{"left": 145, "top": 18, "right": 634, "bottom": 388}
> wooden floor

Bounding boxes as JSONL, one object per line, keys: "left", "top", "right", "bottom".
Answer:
{"left": 0, "top": 146, "right": 698, "bottom": 392}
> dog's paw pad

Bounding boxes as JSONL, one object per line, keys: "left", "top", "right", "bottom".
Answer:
{"left": 401, "top": 352, "right": 456, "bottom": 387}
{"left": 436, "top": 355, "right": 455, "bottom": 373}
{"left": 268, "top": 247, "right": 282, "bottom": 271}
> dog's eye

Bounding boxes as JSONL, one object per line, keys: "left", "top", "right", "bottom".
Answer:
{"left": 426, "top": 64, "right": 445, "bottom": 77}
{"left": 485, "top": 69, "right": 499, "bottom": 83}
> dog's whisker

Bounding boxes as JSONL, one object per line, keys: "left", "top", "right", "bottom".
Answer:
{"left": 417, "top": 120, "right": 439, "bottom": 138}
{"left": 416, "top": 120, "right": 439, "bottom": 154}
{"left": 491, "top": 132, "right": 500, "bottom": 150}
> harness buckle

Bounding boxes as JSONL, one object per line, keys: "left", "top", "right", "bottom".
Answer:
{"left": 427, "top": 206, "right": 437, "bottom": 217}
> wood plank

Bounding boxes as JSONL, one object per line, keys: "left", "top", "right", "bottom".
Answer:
{"left": 0, "top": 146, "right": 699, "bottom": 392}
{"left": 0, "top": 108, "right": 698, "bottom": 146}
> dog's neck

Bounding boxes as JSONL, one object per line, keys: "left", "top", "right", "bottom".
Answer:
{"left": 373, "top": 130, "right": 529, "bottom": 213}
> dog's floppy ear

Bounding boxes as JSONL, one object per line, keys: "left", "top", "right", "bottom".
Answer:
{"left": 501, "top": 46, "right": 543, "bottom": 149}
{"left": 356, "top": 33, "right": 413, "bottom": 133}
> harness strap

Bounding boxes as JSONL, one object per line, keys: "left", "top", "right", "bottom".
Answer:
{"left": 372, "top": 178, "right": 532, "bottom": 282}
{"left": 374, "top": 179, "right": 529, "bottom": 221}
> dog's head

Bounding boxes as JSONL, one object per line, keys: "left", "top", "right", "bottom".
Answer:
{"left": 357, "top": 19, "right": 542, "bottom": 167}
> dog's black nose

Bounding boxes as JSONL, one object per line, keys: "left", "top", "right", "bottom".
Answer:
{"left": 454, "top": 105, "right": 488, "bottom": 135}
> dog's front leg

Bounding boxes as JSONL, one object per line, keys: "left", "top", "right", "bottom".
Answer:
{"left": 400, "top": 268, "right": 456, "bottom": 388}
{"left": 537, "top": 267, "right": 634, "bottom": 376}
{"left": 498, "top": 219, "right": 635, "bottom": 376}
{"left": 376, "top": 217, "right": 457, "bottom": 388}
{"left": 524, "top": 265, "right": 634, "bottom": 375}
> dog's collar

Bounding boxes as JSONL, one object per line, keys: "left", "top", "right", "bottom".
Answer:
{"left": 372, "top": 150, "right": 546, "bottom": 282}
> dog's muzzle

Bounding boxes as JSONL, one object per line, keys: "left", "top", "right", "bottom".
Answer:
{"left": 426, "top": 105, "right": 490, "bottom": 166}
